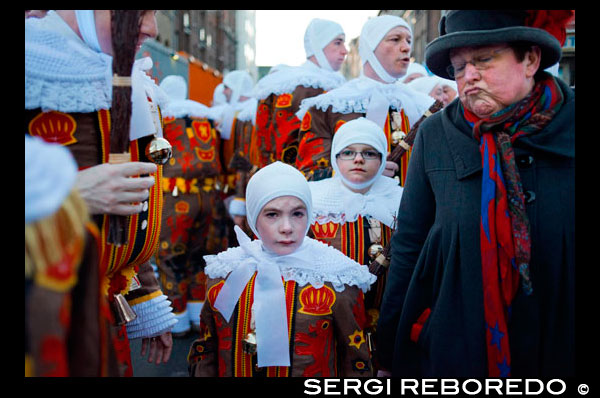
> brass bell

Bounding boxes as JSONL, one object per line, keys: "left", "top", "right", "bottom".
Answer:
{"left": 111, "top": 293, "right": 137, "bottom": 326}
{"left": 391, "top": 130, "right": 406, "bottom": 145}
{"left": 146, "top": 136, "right": 172, "bottom": 165}
{"left": 242, "top": 331, "right": 257, "bottom": 355}
{"left": 368, "top": 243, "right": 384, "bottom": 259}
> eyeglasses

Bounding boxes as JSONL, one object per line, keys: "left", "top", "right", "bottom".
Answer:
{"left": 446, "top": 47, "right": 511, "bottom": 79}
{"left": 336, "top": 149, "right": 381, "bottom": 161}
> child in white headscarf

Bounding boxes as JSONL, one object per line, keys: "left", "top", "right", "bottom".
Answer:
{"left": 188, "top": 161, "right": 376, "bottom": 377}
{"left": 308, "top": 118, "right": 402, "bottom": 371}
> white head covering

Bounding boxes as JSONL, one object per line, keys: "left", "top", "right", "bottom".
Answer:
{"left": 359, "top": 15, "right": 412, "bottom": 83}
{"left": 159, "top": 75, "right": 187, "bottom": 100}
{"left": 25, "top": 135, "right": 78, "bottom": 223}
{"left": 75, "top": 10, "right": 102, "bottom": 53}
{"left": 401, "top": 61, "right": 428, "bottom": 83}
{"left": 304, "top": 18, "right": 345, "bottom": 72}
{"left": 407, "top": 75, "right": 442, "bottom": 96}
{"left": 437, "top": 77, "right": 457, "bottom": 92}
{"left": 245, "top": 161, "right": 313, "bottom": 239}
{"left": 211, "top": 162, "right": 374, "bottom": 369}
{"left": 331, "top": 117, "right": 387, "bottom": 190}
{"left": 212, "top": 83, "right": 227, "bottom": 106}
{"left": 159, "top": 74, "right": 209, "bottom": 118}
{"left": 223, "top": 70, "right": 254, "bottom": 105}
{"left": 310, "top": 118, "right": 402, "bottom": 228}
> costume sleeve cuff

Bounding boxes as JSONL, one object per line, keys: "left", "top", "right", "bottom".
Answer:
{"left": 126, "top": 294, "right": 178, "bottom": 339}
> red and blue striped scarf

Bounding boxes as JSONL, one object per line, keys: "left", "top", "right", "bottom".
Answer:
{"left": 463, "top": 73, "right": 563, "bottom": 377}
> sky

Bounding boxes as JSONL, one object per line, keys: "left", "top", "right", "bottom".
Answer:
{"left": 254, "top": 10, "right": 380, "bottom": 67}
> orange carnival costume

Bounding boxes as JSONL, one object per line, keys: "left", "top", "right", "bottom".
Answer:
{"left": 25, "top": 11, "right": 176, "bottom": 376}
{"left": 156, "top": 75, "right": 231, "bottom": 335}
{"left": 252, "top": 19, "right": 347, "bottom": 168}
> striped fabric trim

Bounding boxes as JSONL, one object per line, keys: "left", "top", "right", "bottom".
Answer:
{"left": 96, "top": 109, "right": 164, "bottom": 289}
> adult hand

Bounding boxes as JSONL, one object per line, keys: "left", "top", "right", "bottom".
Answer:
{"left": 75, "top": 162, "right": 157, "bottom": 215}
{"left": 383, "top": 160, "right": 399, "bottom": 177}
{"left": 140, "top": 332, "right": 173, "bottom": 365}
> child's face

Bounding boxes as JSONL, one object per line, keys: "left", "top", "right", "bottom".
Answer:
{"left": 335, "top": 144, "right": 382, "bottom": 186}
{"left": 256, "top": 196, "right": 308, "bottom": 256}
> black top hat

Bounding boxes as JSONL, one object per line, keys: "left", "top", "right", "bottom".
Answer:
{"left": 425, "top": 10, "right": 563, "bottom": 79}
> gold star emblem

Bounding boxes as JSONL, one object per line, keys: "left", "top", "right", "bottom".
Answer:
{"left": 348, "top": 329, "right": 365, "bottom": 350}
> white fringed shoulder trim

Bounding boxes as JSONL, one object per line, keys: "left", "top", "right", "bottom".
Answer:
{"left": 25, "top": 12, "right": 113, "bottom": 112}
{"left": 295, "top": 76, "right": 435, "bottom": 126}
{"left": 236, "top": 98, "right": 258, "bottom": 123}
{"left": 161, "top": 99, "right": 210, "bottom": 119}
{"left": 253, "top": 62, "right": 346, "bottom": 100}
{"left": 309, "top": 176, "right": 402, "bottom": 228}
{"left": 204, "top": 237, "right": 376, "bottom": 293}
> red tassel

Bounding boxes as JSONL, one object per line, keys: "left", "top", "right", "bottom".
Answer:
{"left": 410, "top": 308, "right": 431, "bottom": 343}
{"left": 525, "top": 10, "right": 574, "bottom": 46}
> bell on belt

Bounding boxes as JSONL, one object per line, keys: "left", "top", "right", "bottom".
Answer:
{"left": 368, "top": 243, "right": 384, "bottom": 259}
{"left": 242, "top": 331, "right": 257, "bottom": 355}
{"left": 111, "top": 293, "right": 137, "bottom": 326}
{"left": 146, "top": 136, "right": 172, "bottom": 165}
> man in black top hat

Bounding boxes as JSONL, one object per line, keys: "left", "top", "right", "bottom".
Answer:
{"left": 377, "top": 10, "right": 575, "bottom": 378}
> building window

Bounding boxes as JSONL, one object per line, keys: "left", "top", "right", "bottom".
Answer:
{"left": 183, "top": 12, "right": 190, "bottom": 34}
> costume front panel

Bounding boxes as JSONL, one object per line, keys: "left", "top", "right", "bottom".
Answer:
{"left": 188, "top": 276, "right": 372, "bottom": 377}
{"left": 272, "top": 85, "right": 325, "bottom": 166}
{"left": 253, "top": 95, "right": 277, "bottom": 168}
{"left": 158, "top": 116, "right": 230, "bottom": 315}
{"left": 26, "top": 108, "right": 164, "bottom": 298}
{"left": 310, "top": 216, "right": 393, "bottom": 336}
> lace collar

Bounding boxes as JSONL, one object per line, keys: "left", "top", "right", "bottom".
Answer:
{"left": 253, "top": 61, "right": 346, "bottom": 100}
{"left": 204, "top": 228, "right": 376, "bottom": 293}
{"left": 295, "top": 75, "right": 435, "bottom": 127}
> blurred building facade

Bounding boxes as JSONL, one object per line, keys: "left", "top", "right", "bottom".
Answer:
{"left": 139, "top": 10, "right": 257, "bottom": 105}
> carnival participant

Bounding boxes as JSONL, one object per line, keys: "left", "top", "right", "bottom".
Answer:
{"left": 188, "top": 161, "right": 376, "bottom": 377}
{"left": 377, "top": 10, "right": 575, "bottom": 378}
{"left": 406, "top": 75, "right": 445, "bottom": 103}
{"left": 438, "top": 77, "right": 458, "bottom": 106}
{"left": 25, "top": 10, "right": 176, "bottom": 376}
{"left": 25, "top": 136, "right": 120, "bottom": 376}
{"left": 216, "top": 70, "right": 257, "bottom": 239}
{"left": 307, "top": 118, "right": 402, "bottom": 371}
{"left": 252, "top": 18, "right": 347, "bottom": 168}
{"left": 156, "top": 75, "right": 231, "bottom": 337}
{"left": 296, "top": 15, "right": 434, "bottom": 185}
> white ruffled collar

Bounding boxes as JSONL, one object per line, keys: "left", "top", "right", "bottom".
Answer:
{"left": 295, "top": 75, "right": 434, "bottom": 127}
{"left": 204, "top": 229, "right": 376, "bottom": 293}
{"left": 309, "top": 175, "right": 402, "bottom": 228}
{"left": 25, "top": 11, "right": 113, "bottom": 113}
{"left": 253, "top": 61, "right": 346, "bottom": 100}
{"left": 25, "top": 12, "right": 168, "bottom": 142}
{"left": 161, "top": 99, "right": 210, "bottom": 119}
